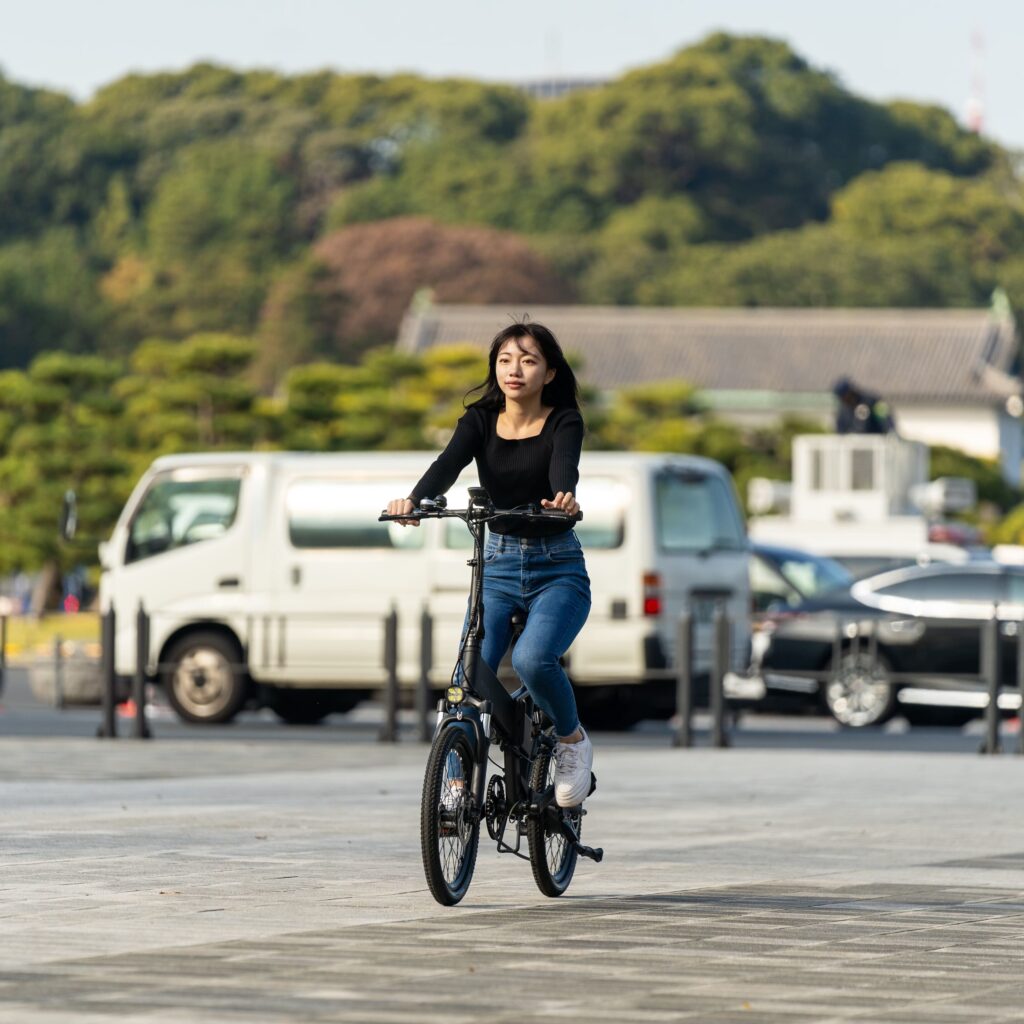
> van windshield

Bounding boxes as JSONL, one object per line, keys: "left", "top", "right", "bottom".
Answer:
{"left": 127, "top": 474, "right": 242, "bottom": 563}
{"left": 655, "top": 471, "right": 745, "bottom": 553}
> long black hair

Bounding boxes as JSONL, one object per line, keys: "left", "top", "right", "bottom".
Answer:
{"left": 465, "top": 321, "right": 581, "bottom": 411}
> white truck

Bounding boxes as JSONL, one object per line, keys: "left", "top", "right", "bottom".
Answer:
{"left": 99, "top": 450, "right": 750, "bottom": 725}
{"left": 748, "top": 434, "right": 981, "bottom": 577}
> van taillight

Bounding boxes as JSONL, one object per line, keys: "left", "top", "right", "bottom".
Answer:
{"left": 643, "top": 573, "right": 662, "bottom": 616}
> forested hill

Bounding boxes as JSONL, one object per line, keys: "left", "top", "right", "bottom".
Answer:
{"left": 2, "top": 31, "right": 1021, "bottom": 375}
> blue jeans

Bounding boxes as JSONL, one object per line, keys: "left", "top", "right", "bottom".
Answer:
{"left": 470, "top": 531, "right": 591, "bottom": 737}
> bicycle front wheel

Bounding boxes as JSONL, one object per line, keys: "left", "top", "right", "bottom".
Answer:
{"left": 527, "top": 744, "right": 580, "bottom": 897}
{"left": 421, "top": 726, "right": 480, "bottom": 906}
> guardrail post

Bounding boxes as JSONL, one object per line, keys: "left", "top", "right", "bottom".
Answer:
{"left": 417, "top": 604, "right": 433, "bottom": 743}
{"left": 133, "top": 603, "right": 151, "bottom": 739}
{"left": 832, "top": 615, "right": 843, "bottom": 692}
{"left": 710, "top": 603, "right": 731, "bottom": 749}
{"left": 98, "top": 608, "right": 117, "bottom": 739}
{"left": 0, "top": 614, "right": 7, "bottom": 698}
{"left": 672, "top": 611, "right": 694, "bottom": 748}
{"left": 981, "top": 615, "right": 1001, "bottom": 755}
{"left": 379, "top": 605, "right": 399, "bottom": 743}
{"left": 53, "top": 634, "right": 64, "bottom": 709}
{"left": 1018, "top": 620, "right": 1024, "bottom": 757}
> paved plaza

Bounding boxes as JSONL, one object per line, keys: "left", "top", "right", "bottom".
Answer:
{"left": 2, "top": 729, "right": 1024, "bottom": 1022}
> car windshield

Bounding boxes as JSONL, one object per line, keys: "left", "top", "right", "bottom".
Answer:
{"left": 772, "top": 552, "right": 852, "bottom": 598}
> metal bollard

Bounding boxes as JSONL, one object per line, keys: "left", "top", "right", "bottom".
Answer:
{"left": 672, "top": 611, "right": 694, "bottom": 748}
{"left": 379, "top": 605, "right": 399, "bottom": 742}
{"left": 98, "top": 608, "right": 117, "bottom": 739}
{"left": 981, "top": 616, "right": 1001, "bottom": 755}
{"left": 832, "top": 615, "right": 844, "bottom": 689}
{"left": 710, "top": 603, "right": 731, "bottom": 748}
{"left": 53, "top": 634, "right": 64, "bottom": 709}
{"left": 1018, "top": 622, "right": 1024, "bottom": 757}
{"left": 417, "top": 604, "right": 433, "bottom": 743}
{"left": 0, "top": 614, "right": 7, "bottom": 698}
{"left": 133, "top": 603, "right": 151, "bottom": 739}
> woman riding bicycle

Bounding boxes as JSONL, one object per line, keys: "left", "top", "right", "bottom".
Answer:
{"left": 387, "top": 321, "right": 593, "bottom": 808}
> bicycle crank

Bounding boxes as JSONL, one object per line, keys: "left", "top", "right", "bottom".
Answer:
{"left": 484, "top": 774, "right": 508, "bottom": 841}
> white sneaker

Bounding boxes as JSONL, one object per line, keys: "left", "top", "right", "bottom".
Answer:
{"left": 554, "top": 729, "right": 593, "bottom": 808}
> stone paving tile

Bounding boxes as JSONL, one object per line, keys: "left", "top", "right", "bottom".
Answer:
{"left": 4, "top": 883, "right": 1024, "bottom": 1022}
{"left": 6, "top": 740, "right": 1024, "bottom": 1021}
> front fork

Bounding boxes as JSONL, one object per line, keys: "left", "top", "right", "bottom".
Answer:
{"left": 433, "top": 696, "right": 494, "bottom": 821}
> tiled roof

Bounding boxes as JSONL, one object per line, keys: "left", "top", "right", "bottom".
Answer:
{"left": 396, "top": 305, "right": 1021, "bottom": 404}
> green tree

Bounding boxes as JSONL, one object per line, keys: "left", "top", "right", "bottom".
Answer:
{"left": 115, "top": 333, "right": 266, "bottom": 459}
{"left": 0, "top": 353, "right": 130, "bottom": 609}
{"left": 0, "top": 229, "right": 107, "bottom": 369}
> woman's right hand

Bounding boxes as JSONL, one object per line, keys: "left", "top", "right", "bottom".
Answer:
{"left": 386, "top": 498, "right": 419, "bottom": 526}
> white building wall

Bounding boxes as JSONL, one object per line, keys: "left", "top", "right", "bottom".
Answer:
{"left": 883, "top": 406, "right": 999, "bottom": 461}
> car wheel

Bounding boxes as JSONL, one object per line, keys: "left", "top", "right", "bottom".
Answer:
{"left": 822, "top": 648, "right": 897, "bottom": 728}
{"left": 163, "top": 631, "right": 248, "bottom": 725}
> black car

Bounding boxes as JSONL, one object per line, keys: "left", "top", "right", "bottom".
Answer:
{"left": 751, "top": 543, "right": 853, "bottom": 615}
{"left": 753, "top": 561, "right": 1024, "bottom": 728}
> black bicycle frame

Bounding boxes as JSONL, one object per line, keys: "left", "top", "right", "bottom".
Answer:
{"left": 444, "top": 490, "right": 537, "bottom": 819}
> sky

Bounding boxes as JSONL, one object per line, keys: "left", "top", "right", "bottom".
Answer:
{"left": 4, "top": 0, "right": 1023, "bottom": 150}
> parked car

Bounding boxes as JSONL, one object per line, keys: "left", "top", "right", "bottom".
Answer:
{"left": 752, "top": 561, "right": 1024, "bottom": 728}
{"left": 750, "top": 543, "right": 853, "bottom": 615}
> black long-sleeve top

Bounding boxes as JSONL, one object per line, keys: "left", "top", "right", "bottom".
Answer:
{"left": 409, "top": 405, "right": 584, "bottom": 537}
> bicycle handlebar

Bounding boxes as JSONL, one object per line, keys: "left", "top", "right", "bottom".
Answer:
{"left": 378, "top": 502, "right": 582, "bottom": 524}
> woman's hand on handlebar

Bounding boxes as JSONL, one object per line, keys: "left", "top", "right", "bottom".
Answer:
{"left": 386, "top": 498, "right": 420, "bottom": 526}
{"left": 541, "top": 491, "right": 581, "bottom": 518}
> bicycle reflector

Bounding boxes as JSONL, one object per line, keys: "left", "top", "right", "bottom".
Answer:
{"left": 446, "top": 685, "right": 465, "bottom": 704}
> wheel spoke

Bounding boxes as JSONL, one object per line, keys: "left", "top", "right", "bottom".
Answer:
{"left": 438, "top": 745, "right": 470, "bottom": 885}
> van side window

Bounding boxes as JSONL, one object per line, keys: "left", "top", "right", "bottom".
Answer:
{"left": 287, "top": 479, "right": 426, "bottom": 549}
{"left": 440, "top": 477, "right": 628, "bottom": 550}
{"left": 655, "top": 471, "right": 745, "bottom": 552}
{"left": 127, "top": 476, "right": 241, "bottom": 564}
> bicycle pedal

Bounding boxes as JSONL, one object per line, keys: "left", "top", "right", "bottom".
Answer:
{"left": 588, "top": 771, "right": 597, "bottom": 797}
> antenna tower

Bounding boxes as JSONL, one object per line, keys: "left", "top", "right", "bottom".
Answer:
{"left": 966, "top": 30, "right": 985, "bottom": 134}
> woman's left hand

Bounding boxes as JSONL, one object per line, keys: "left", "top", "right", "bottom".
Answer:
{"left": 542, "top": 491, "right": 580, "bottom": 517}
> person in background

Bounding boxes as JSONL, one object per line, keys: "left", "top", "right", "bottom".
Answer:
{"left": 833, "top": 377, "right": 896, "bottom": 435}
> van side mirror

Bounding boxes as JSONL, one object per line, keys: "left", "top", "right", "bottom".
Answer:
{"left": 59, "top": 489, "right": 77, "bottom": 541}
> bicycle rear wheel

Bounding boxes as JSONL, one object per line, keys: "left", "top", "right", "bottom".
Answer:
{"left": 421, "top": 727, "right": 480, "bottom": 906}
{"left": 527, "top": 744, "right": 580, "bottom": 897}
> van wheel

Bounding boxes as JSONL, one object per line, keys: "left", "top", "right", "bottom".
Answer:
{"left": 163, "top": 632, "right": 247, "bottom": 725}
{"left": 822, "top": 649, "right": 896, "bottom": 728}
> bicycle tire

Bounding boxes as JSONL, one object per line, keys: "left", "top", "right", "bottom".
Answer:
{"left": 421, "top": 727, "right": 480, "bottom": 906}
{"left": 526, "top": 743, "right": 579, "bottom": 897}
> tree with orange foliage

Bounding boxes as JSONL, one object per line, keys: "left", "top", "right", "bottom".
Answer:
{"left": 255, "top": 216, "right": 573, "bottom": 388}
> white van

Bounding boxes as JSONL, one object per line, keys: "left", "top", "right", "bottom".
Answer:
{"left": 99, "top": 451, "right": 749, "bottom": 725}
